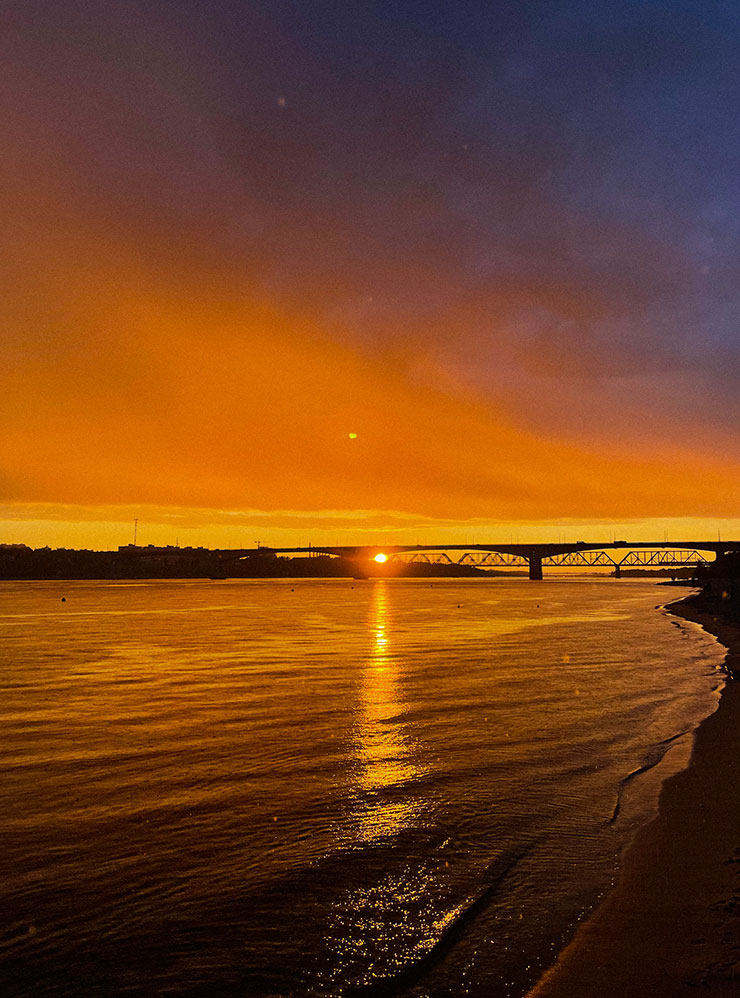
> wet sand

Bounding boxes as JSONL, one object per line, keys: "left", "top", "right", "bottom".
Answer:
{"left": 527, "top": 591, "right": 740, "bottom": 997}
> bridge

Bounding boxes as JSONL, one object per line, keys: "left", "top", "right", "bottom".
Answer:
{"left": 238, "top": 541, "right": 740, "bottom": 579}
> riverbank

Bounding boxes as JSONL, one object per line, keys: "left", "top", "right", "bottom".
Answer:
{"left": 527, "top": 591, "right": 740, "bottom": 996}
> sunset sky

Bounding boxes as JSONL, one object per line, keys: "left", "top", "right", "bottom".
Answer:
{"left": 3, "top": 1, "right": 740, "bottom": 549}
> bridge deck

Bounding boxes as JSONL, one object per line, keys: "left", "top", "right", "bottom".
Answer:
{"left": 232, "top": 541, "right": 730, "bottom": 579}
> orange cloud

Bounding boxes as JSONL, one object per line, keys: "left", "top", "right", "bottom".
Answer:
{"left": 2, "top": 23, "right": 740, "bottom": 548}
{"left": 3, "top": 244, "right": 740, "bottom": 534}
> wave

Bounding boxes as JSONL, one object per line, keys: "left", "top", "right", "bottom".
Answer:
{"left": 345, "top": 845, "right": 532, "bottom": 997}
{"left": 608, "top": 729, "right": 691, "bottom": 824}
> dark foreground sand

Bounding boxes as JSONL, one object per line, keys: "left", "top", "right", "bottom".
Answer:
{"left": 528, "top": 592, "right": 740, "bottom": 997}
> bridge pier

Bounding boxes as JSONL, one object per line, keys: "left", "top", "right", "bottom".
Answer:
{"left": 528, "top": 555, "right": 543, "bottom": 580}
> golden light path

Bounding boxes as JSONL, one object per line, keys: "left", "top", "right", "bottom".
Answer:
{"left": 354, "top": 580, "right": 421, "bottom": 841}
{"left": 323, "top": 582, "right": 434, "bottom": 992}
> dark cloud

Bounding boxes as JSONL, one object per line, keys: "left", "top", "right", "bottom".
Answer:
{"left": 5, "top": 0, "right": 740, "bottom": 461}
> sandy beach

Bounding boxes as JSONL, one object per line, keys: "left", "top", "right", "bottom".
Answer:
{"left": 528, "top": 590, "right": 740, "bottom": 997}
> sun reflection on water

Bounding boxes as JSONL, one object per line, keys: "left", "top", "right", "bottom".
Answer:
{"left": 353, "top": 581, "right": 423, "bottom": 841}
{"left": 321, "top": 583, "right": 436, "bottom": 992}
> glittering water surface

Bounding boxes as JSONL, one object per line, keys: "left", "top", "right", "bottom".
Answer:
{"left": 0, "top": 579, "right": 726, "bottom": 997}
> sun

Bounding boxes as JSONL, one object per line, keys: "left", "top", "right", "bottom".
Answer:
{"left": 373, "top": 553, "right": 387, "bottom": 564}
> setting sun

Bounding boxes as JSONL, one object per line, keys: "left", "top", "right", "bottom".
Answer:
{"left": 374, "top": 553, "right": 388, "bottom": 563}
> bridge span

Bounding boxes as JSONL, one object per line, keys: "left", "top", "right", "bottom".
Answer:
{"left": 239, "top": 541, "right": 740, "bottom": 579}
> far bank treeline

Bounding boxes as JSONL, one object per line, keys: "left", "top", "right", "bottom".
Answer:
{"left": 0, "top": 544, "right": 716, "bottom": 582}
{"left": 0, "top": 544, "right": 510, "bottom": 581}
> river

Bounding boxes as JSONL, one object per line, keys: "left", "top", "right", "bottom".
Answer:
{"left": 0, "top": 578, "right": 726, "bottom": 996}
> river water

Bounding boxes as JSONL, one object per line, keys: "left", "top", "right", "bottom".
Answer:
{"left": 0, "top": 578, "right": 726, "bottom": 997}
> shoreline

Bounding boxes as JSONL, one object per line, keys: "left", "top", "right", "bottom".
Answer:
{"left": 526, "top": 590, "right": 740, "bottom": 997}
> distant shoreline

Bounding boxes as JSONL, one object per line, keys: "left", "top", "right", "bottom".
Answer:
{"left": 0, "top": 543, "right": 698, "bottom": 582}
{"left": 0, "top": 547, "right": 523, "bottom": 580}
{"left": 528, "top": 590, "right": 740, "bottom": 997}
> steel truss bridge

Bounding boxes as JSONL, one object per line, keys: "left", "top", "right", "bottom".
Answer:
{"left": 240, "top": 541, "right": 740, "bottom": 580}
{"left": 395, "top": 548, "right": 712, "bottom": 573}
